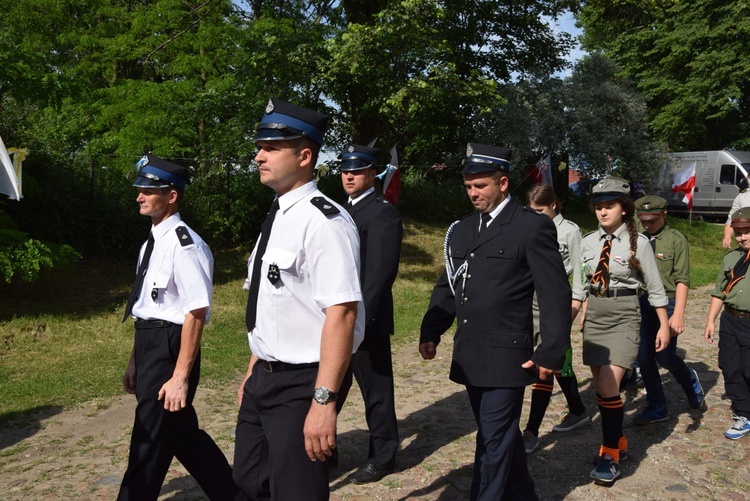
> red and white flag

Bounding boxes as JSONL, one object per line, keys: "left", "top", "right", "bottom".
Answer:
{"left": 671, "top": 161, "right": 697, "bottom": 209}
{"left": 530, "top": 155, "right": 553, "bottom": 187}
{"left": 377, "top": 145, "right": 401, "bottom": 205}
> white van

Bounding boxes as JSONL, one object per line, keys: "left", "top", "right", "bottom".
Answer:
{"left": 650, "top": 150, "right": 750, "bottom": 219}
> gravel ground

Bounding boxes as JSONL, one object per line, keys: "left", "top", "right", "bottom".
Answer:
{"left": 1, "top": 285, "right": 748, "bottom": 500}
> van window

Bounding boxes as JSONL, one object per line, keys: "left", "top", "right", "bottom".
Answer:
{"left": 720, "top": 164, "right": 738, "bottom": 185}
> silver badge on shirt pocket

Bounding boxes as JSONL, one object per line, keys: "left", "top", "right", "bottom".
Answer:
{"left": 267, "top": 263, "right": 280, "bottom": 285}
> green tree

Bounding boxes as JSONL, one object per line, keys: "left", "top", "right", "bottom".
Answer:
{"left": 578, "top": 0, "right": 750, "bottom": 151}
{"left": 319, "top": 0, "right": 578, "bottom": 165}
{"left": 472, "top": 54, "right": 665, "bottom": 186}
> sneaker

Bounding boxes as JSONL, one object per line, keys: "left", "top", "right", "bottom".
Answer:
{"left": 552, "top": 411, "right": 591, "bottom": 432}
{"left": 685, "top": 368, "right": 706, "bottom": 410}
{"left": 590, "top": 456, "right": 621, "bottom": 484}
{"left": 522, "top": 430, "right": 538, "bottom": 453}
{"left": 633, "top": 405, "right": 669, "bottom": 425}
{"left": 592, "top": 449, "right": 628, "bottom": 466}
{"left": 724, "top": 415, "right": 750, "bottom": 440}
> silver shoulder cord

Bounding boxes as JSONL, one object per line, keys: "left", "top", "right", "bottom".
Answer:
{"left": 444, "top": 220, "right": 468, "bottom": 296}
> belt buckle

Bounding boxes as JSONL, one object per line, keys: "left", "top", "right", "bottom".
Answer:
{"left": 592, "top": 288, "right": 606, "bottom": 298}
{"left": 262, "top": 360, "right": 273, "bottom": 372}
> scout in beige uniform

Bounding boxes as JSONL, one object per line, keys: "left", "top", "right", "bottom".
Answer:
{"left": 705, "top": 207, "right": 750, "bottom": 440}
{"left": 572, "top": 178, "right": 669, "bottom": 484}
{"left": 632, "top": 195, "right": 705, "bottom": 426}
{"left": 522, "top": 184, "right": 589, "bottom": 454}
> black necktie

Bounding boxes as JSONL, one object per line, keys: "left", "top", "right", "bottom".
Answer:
{"left": 246, "top": 199, "right": 280, "bottom": 331}
{"left": 592, "top": 235, "right": 612, "bottom": 291}
{"left": 122, "top": 233, "right": 155, "bottom": 322}
{"left": 479, "top": 212, "right": 491, "bottom": 234}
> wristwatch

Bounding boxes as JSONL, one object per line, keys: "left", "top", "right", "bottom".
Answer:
{"left": 313, "top": 386, "right": 338, "bottom": 405}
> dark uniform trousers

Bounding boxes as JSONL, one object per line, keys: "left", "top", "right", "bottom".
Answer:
{"left": 719, "top": 311, "right": 750, "bottom": 418}
{"left": 466, "top": 386, "right": 537, "bottom": 501}
{"left": 118, "top": 324, "right": 238, "bottom": 501}
{"left": 233, "top": 362, "right": 352, "bottom": 501}
{"left": 345, "top": 191, "right": 402, "bottom": 470}
{"left": 351, "top": 333, "right": 399, "bottom": 469}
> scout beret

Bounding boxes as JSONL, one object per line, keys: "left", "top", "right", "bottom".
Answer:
{"left": 634, "top": 195, "right": 668, "bottom": 220}
{"left": 253, "top": 97, "right": 329, "bottom": 146}
{"left": 132, "top": 154, "right": 190, "bottom": 192}
{"left": 731, "top": 207, "right": 750, "bottom": 229}
{"left": 462, "top": 143, "right": 513, "bottom": 175}
{"left": 341, "top": 144, "right": 379, "bottom": 172}
{"left": 592, "top": 178, "right": 630, "bottom": 203}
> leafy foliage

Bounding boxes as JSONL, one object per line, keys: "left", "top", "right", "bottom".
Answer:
{"left": 578, "top": 0, "right": 750, "bottom": 150}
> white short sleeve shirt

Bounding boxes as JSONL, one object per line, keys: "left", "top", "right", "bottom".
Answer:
{"left": 247, "top": 181, "right": 365, "bottom": 363}
{"left": 131, "top": 213, "right": 214, "bottom": 324}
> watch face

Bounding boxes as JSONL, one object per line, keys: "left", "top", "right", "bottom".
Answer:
{"left": 314, "top": 387, "right": 330, "bottom": 402}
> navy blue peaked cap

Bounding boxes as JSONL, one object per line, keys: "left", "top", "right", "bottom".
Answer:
{"left": 341, "top": 144, "right": 379, "bottom": 171}
{"left": 132, "top": 154, "right": 190, "bottom": 191}
{"left": 462, "top": 143, "right": 513, "bottom": 175}
{"left": 254, "top": 98, "right": 329, "bottom": 146}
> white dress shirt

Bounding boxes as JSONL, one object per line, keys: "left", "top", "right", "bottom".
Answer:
{"left": 247, "top": 181, "right": 365, "bottom": 363}
{"left": 132, "top": 213, "right": 213, "bottom": 324}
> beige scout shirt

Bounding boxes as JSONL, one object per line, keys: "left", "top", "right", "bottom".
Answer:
{"left": 575, "top": 223, "right": 668, "bottom": 308}
{"left": 554, "top": 213, "right": 585, "bottom": 302}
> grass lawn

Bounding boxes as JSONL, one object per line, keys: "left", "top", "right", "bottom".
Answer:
{"left": 0, "top": 214, "right": 725, "bottom": 424}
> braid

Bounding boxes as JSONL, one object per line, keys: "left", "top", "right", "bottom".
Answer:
{"left": 625, "top": 217, "right": 642, "bottom": 273}
{"left": 617, "top": 196, "right": 642, "bottom": 273}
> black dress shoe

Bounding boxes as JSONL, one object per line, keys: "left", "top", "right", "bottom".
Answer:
{"left": 350, "top": 463, "right": 394, "bottom": 484}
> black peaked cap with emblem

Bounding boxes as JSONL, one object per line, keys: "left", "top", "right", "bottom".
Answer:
{"left": 254, "top": 98, "right": 329, "bottom": 146}
{"left": 341, "top": 144, "right": 379, "bottom": 172}
{"left": 133, "top": 154, "right": 191, "bottom": 191}
{"left": 462, "top": 143, "right": 513, "bottom": 175}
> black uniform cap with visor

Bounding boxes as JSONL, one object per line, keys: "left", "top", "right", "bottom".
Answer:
{"left": 340, "top": 144, "right": 379, "bottom": 172}
{"left": 253, "top": 98, "right": 329, "bottom": 147}
{"left": 132, "top": 154, "right": 190, "bottom": 192}
{"left": 462, "top": 143, "right": 513, "bottom": 175}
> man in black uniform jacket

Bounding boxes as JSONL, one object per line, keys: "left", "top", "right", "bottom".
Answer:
{"left": 340, "top": 144, "right": 403, "bottom": 483}
{"left": 419, "top": 143, "right": 571, "bottom": 500}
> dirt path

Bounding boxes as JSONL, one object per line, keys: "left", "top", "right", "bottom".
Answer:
{"left": 1, "top": 285, "right": 749, "bottom": 500}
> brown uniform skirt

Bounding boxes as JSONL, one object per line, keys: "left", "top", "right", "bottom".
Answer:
{"left": 582, "top": 294, "right": 640, "bottom": 368}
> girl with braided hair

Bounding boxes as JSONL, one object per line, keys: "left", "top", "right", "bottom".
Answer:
{"left": 572, "top": 178, "right": 670, "bottom": 484}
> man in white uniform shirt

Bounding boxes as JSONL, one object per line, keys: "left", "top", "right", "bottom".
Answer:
{"left": 233, "top": 98, "right": 364, "bottom": 501}
{"left": 119, "top": 154, "right": 238, "bottom": 500}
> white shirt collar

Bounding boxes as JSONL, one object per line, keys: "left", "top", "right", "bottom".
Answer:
{"left": 278, "top": 180, "right": 317, "bottom": 213}
{"left": 483, "top": 194, "right": 512, "bottom": 227}
{"left": 348, "top": 187, "right": 376, "bottom": 206}
{"left": 151, "top": 212, "right": 181, "bottom": 241}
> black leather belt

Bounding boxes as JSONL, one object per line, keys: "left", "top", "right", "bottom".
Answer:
{"left": 725, "top": 305, "right": 750, "bottom": 319}
{"left": 589, "top": 287, "right": 639, "bottom": 299}
{"left": 134, "top": 319, "right": 177, "bottom": 329}
{"left": 259, "top": 359, "right": 319, "bottom": 372}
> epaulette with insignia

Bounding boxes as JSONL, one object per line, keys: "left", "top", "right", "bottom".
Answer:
{"left": 175, "top": 226, "right": 194, "bottom": 246}
{"left": 311, "top": 196, "right": 340, "bottom": 216}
